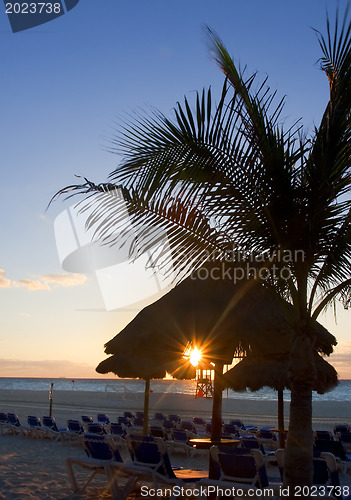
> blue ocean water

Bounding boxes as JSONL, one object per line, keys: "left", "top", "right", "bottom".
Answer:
{"left": 0, "top": 377, "right": 349, "bottom": 402}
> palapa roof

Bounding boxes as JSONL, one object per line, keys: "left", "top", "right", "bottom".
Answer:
{"left": 97, "top": 266, "right": 337, "bottom": 378}
{"left": 223, "top": 353, "right": 338, "bottom": 394}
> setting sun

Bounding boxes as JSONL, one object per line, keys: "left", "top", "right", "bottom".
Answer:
{"left": 189, "top": 347, "right": 202, "bottom": 367}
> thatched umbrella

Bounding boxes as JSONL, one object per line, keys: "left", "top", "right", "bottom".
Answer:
{"left": 97, "top": 352, "right": 195, "bottom": 436}
{"left": 97, "top": 266, "right": 337, "bottom": 441}
{"left": 224, "top": 352, "right": 338, "bottom": 447}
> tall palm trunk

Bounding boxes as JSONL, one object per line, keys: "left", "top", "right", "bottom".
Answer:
{"left": 284, "top": 380, "right": 313, "bottom": 488}
{"left": 284, "top": 335, "right": 315, "bottom": 490}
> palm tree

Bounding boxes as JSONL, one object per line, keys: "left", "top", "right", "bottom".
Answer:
{"left": 54, "top": 9, "right": 351, "bottom": 488}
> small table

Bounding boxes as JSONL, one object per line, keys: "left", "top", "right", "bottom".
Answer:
{"left": 189, "top": 438, "right": 240, "bottom": 450}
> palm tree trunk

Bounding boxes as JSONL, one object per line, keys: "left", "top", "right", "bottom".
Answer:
{"left": 211, "top": 364, "right": 223, "bottom": 441}
{"left": 143, "top": 378, "right": 150, "bottom": 436}
{"left": 284, "top": 380, "right": 313, "bottom": 489}
{"left": 277, "top": 388, "right": 285, "bottom": 448}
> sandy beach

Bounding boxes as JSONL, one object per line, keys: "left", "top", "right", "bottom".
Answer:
{"left": 1, "top": 389, "right": 351, "bottom": 498}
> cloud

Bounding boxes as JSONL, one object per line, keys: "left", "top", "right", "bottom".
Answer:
{"left": 0, "top": 269, "right": 11, "bottom": 288}
{"left": 16, "top": 279, "right": 51, "bottom": 291}
{"left": 0, "top": 269, "right": 87, "bottom": 291}
{"left": 328, "top": 344, "right": 351, "bottom": 378}
{"left": 42, "top": 273, "right": 87, "bottom": 287}
{"left": 0, "top": 358, "right": 105, "bottom": 378}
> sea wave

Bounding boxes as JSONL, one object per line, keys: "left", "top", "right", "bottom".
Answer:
{"left": 0, "top": 377, "right": 350, "bottom": 402}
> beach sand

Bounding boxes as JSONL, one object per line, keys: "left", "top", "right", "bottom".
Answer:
{"left": 0, "top": 389, "right": 350, "bottom": 498}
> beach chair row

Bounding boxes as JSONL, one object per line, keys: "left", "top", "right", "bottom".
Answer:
{"left": 78, "top": 412, "right": 260, "bottom": 440}
{"left": 65, "top": 430, "right": 344, "bottom": 499}
{"left": 66, "top": 432, "right": 282, "bottom": 499}
{"left": 0, "top": 410, "right": 279, "bottom": 452}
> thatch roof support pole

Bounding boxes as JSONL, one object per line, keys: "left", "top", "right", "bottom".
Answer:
{"left": 277, "top": 389, "right": 285, "bottom": 448}
{"left": 143, "top": 378, "right": 150, "bottom": 436}
{"left": 211, "top": 364, "right": 223, "bottom": 442}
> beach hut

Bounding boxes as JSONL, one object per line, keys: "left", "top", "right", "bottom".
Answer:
{"left": 97, "top": 265, "right": 337, "bottom": 442}
{"left": 223, "top": 353, "right": 338, "bottom": 447}
{"left": 96, "top": 353, "right": 195, "bottom": 436}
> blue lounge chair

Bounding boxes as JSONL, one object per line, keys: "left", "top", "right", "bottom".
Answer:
{"left": 197, "top": 446, "right": 275, "bottom": 499}
{"left": 231, "top": 419, "right": 257, "bottom": 434}
{"left": 7, "top": 413, "right": 28, "bottom": 436}
{"left": 0, "top": 413, "right": 9, "bottom": 434}
{"left": 123, "top": 411, "right": 134, "bottom": 419}
{"left": 109, "top": 422, "right": 127, "bottom": 448}
{"left": 223, "top": 423, "right": 239, "bottom": 437}
{"left": 340, "top": 432, "right": 351, "bottom": 453}
{"left": 150, "top": 425, "right": 166, "bottom": 439}
{"left": 132, "top": 417, "right": 144, "bottom": 428}
{"left": 97, "top": 413, "right": 110, "bottom": 425}
{"left": 118, "top": 416, "right": 131, "bottom": 426}
{"left": 42, "top": 416, "right": 64, "bottom": 441}
{"left": 66, "top": 434, "right": 153, "bottom": 498}
{"left": 314, "top": 430, "right": 333, "bottom": 441}
{"left": 86, "top": 423, "right": 107, "bottom": 435}
{"left": 27, "top": 415, "right": 46, "bottom": 438}
{"left": 154, "top": 412, "right": 166, "bottom": 421}
{"left": 181, "top": 421, "right": 197, "bottom": 434}
{"left": 81, "top": 415, "right": 93, "bottom": 425}
{"left": 61, "top": 419, "right": 84, "bottom": 441}
{"left": 168, "top": 414, "right": 181, "bottom": 425}
{"left": 127, "top": 435, "right": 208, "bottom": 484}
{"left": 42, "top": 416, "right": 59, "bottom": 432}
{"left": 334, "top": 424, "right": 350, "bottom": 435}
{"left": 169, "top": 429, "right": 195, "bottom": 456}
{"left": 218, "top": 452, "right": 259, "bottom": 485}
{"left": 241, "top": 436, "right": 265, "bottom": 454}
{"left": 258, "top": 429, "right": 278, "bottom": 451}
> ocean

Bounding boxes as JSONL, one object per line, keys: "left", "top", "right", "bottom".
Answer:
{"left": 0, "top": 377, "right": 350, "bottom": 402}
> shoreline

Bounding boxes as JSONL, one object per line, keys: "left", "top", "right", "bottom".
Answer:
{"left": 0, "top": 389, "right": 350, "bottom": 431}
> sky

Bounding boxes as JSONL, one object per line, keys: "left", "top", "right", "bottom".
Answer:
{"left": 1, "top": 0, "right": 351, "bottom": 379}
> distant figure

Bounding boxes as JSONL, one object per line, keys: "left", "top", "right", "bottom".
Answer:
{"left": 197, "top": 389, "right": 204, "bottom": 398}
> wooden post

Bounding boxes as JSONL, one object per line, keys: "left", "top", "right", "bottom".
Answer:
{"left": 49, "top": 383, "right": 54, "bottom": 417}
{"left": 143, "top": 378, "right": 150, "bottom": 436}
{"left": 277, "top": 388, "right": 285, "bottom": 448}
{"left": 211, "top": 364, "right": 223, "bottom": 442}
